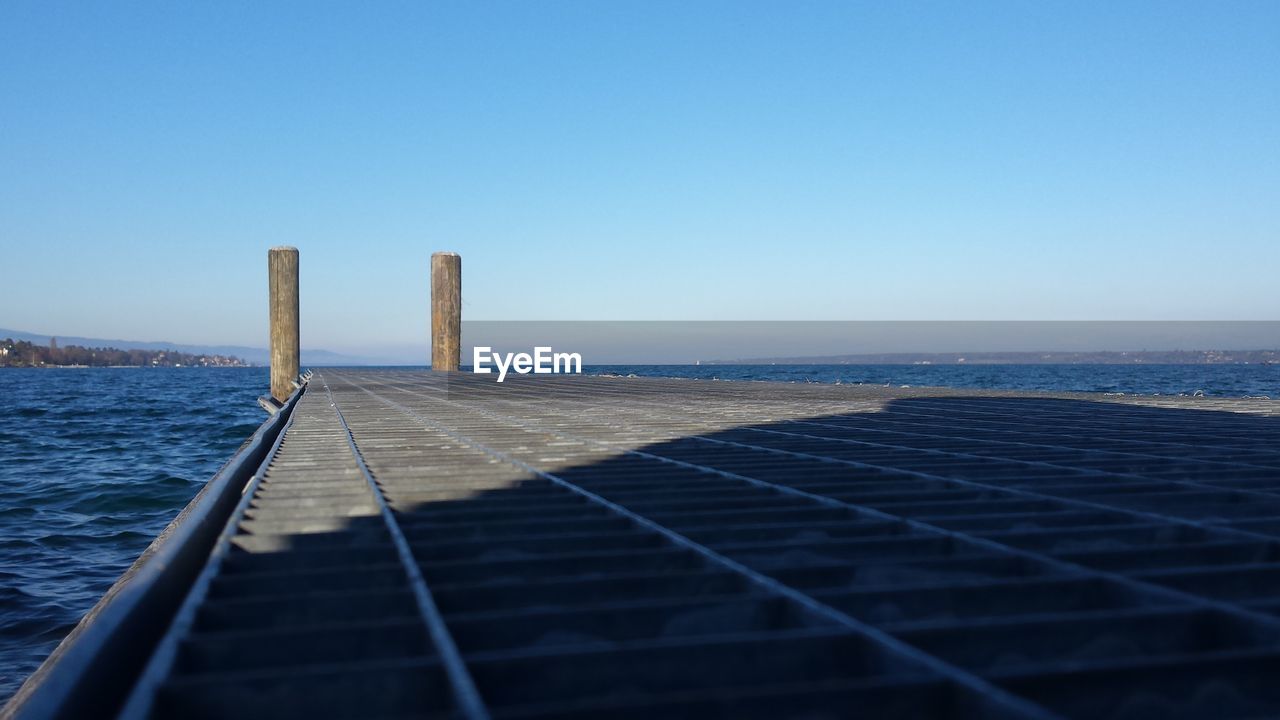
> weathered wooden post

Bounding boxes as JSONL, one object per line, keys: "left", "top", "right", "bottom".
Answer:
{"left": 431, "top": 252, "right": 461, "bottom": 371}
{"left": 269, "top": 246, "right": 300, "bottom": 402}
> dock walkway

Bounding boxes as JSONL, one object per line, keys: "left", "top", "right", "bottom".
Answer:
{"left": 12, "top": 370, "right": 1280, "bottom": 719}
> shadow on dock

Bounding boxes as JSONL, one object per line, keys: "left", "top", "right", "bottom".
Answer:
{"left": 146, "top": 392, "right": 1280, "bottom": 720}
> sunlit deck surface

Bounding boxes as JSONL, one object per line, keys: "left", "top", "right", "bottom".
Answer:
{"left": 135, "top": 370, "right": 1280, "bottom": 719}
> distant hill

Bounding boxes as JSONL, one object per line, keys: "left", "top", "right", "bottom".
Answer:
{"left": 0, "top": 328, "right": 397, "bottom": 367}
{"left": 703, "top": 350, "right": 1280, "bottom": 365}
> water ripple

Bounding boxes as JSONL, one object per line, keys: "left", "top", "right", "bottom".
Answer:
{"left": 0, "top": 367, "right": 266, "bottom": 703}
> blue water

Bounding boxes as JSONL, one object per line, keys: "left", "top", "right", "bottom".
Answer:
{"left": 591, "top": 364, "right": 1280, "bottom": 398}
{"left": 0, "top": 363, "right": 1276, "bottom": 702}
{"left": 0, "top": 368, "right": 267, "bottom": 702}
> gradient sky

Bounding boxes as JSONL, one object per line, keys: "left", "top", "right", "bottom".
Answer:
{"left": 2, "top": 1, "right": 1277, "bottom": 354}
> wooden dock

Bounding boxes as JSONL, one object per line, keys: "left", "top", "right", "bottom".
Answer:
{"left": 10, "top": 370, "right": 1280, "bottom": 719}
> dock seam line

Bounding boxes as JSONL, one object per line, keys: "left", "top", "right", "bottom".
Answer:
{"left": 318, "top": 376, "right": 491, "bottom": 720}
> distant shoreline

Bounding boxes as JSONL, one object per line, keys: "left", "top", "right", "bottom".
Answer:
{"left": 0, "top": 364, "right": 260, "bottom": 369}
{"left": 1, "top": 337, "right": 250, "bottom": 368}
{"left": 702, "top": 350, "right": 1280, "bottom": 366}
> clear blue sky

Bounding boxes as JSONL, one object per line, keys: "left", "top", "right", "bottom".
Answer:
{"left": 2, "top": 1, "right": 1277, "bottom": 355}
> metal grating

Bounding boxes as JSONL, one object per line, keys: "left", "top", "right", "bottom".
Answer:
{"left": 119, "top": 370, "right": 1280, "bottom": 719}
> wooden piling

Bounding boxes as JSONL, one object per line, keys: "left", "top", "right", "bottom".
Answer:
{"left": 269, "top": 246, "right": 300, "bottom": 402}
{"left": 431, "top": 252, "right": 462, "bottom": 371}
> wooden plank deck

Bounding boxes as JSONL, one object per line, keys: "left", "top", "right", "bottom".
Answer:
{"left": 12, "top": 369, "right": 1280, "bottom": 719}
